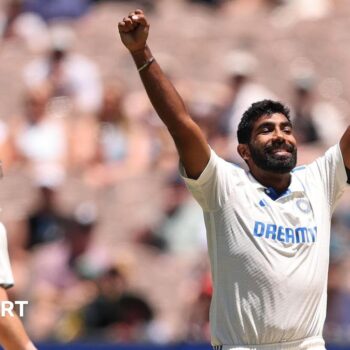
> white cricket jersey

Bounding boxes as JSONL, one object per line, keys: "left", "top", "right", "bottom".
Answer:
{"left": 0, "top": 223, "right": 14, "bottom": 289}
{"left": 180, "top": 144, "right": 348, "bottom": 349}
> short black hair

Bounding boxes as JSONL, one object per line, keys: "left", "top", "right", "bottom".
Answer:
{"left": 237, "top": 100, "right": 291, "bottom": 144}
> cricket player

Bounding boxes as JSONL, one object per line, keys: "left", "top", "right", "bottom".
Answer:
{"left": 0, "top": 223, "right": 36, "bottom": 349}
{"left": 118, "top": 9, "right": 350, "bottom": 349}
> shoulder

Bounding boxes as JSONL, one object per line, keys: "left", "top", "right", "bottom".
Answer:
{"left": 290, "top": 165, "right": 310, "bottom": 187}
{"left": 213, "top": 153, "right": 246, "bottom": 180}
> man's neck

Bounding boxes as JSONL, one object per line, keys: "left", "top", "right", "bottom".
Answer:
{"left": 250, "top": 168, "right": 292, "bottom": 193}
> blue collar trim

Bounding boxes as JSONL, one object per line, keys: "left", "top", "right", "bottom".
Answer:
{"left": 264, "top": 187, "right": 291, "bottom": 201}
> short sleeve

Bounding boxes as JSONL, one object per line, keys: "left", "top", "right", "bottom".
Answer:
{"left": 0, "top": 223, "right": 14, "bottom": 289}
{"left": 307, "top": 144, "right": 348, "bottom": 213}
{"left": 179, "top": 149, "right": 240, "bottom": 212}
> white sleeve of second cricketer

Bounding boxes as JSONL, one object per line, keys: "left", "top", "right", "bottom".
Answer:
{"left": 306, "top": 143, "right": 349, "bottom": 213}
{"left": 0, "top": 223, "right": 14, "bottom": 289}
{"left": 179, "top": 148, "right": 241, "bottom": 212}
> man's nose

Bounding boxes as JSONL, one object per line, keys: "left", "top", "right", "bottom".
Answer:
{"left": 272, "top": 128, "right": 285, "bottom": 140}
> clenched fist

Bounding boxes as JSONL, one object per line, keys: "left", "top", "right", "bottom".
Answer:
{"left": 118, "top": 9, "right": 150, "bottom": 53}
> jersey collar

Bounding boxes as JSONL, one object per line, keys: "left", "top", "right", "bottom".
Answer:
{"left": 247, "top": 171, "right": 305, "bottom": 199}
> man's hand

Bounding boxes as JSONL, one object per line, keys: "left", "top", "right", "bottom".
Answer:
{"left": 118, "top": 9, "right": 149, "bottom": 53}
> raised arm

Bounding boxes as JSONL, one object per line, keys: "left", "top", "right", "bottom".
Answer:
{"left": 118, "top": 9, "right": 210, "bottom": 179}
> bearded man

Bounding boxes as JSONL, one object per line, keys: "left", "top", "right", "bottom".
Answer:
{"left": 118, "top": 9, "right": 350, "bottom": 350}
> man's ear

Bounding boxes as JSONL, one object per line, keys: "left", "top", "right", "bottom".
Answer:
{"left": 237, "top": 144, "right": 250, "bottom": 161}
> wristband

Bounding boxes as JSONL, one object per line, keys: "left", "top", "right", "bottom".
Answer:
{"left": 137, "top": 57, "right": 155, "bottom": 72}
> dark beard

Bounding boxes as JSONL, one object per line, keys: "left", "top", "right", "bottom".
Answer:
{"left": 249, "top": 140, "right": 297, "bottom": 174}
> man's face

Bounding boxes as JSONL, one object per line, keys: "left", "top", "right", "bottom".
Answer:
{"left": 248, "top": 113, "right": 297, "bottom": 174}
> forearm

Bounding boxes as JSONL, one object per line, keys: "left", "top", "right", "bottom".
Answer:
{"left": 0, "top": 314, "right": 36, "bottom": 350}
{"left": 131, "top": 46, "right": 192, "bottom": 135}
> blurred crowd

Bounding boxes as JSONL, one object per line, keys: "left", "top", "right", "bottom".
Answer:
{"left": 0, "top": 0, "right": 350, "bottom": 345}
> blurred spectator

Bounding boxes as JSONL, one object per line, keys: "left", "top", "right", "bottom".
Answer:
{"left": 76, "top": 83, "right": 153, "bottom": 187}
{"left": 324, "top": 209, "right": 350, "bottom": 344}
{"left": 30, "top": 202, "right": 107, "bottom": 289}
{"left": 83, "top": 266, "right": 155, "bottom": 342}
{"left": 219, "top": 50, "right": 276, "bottom": 142}
{"left": 291, "top": 75, "right": 346, "bottom": 147}
{"left": 0, "top": 0, "right": 48, "bottom": 51}
{"left": 26, "top": 185, "right": 65, "bottom": 249}
{"left": 96, "top": 84, "right": 137, "bottom": 164}
{"left": 23, "top": 24, "right": 102, "bottom": 114}
{"left": 0, "top": 0, "right": 23, "bottom": 39}
{"left": 91, "top": 0, "right": 157, "bottom": 13}
{"left": 270, "top": 0, "right": 332, "bottom": 27}
{"left": 220, "top": 0, "right": 282, "bottom": 16}
{"left": 136, "top": 174, "right": 206, "bottom": 254}
{"left": 0, "top": 120, "right": 15, "bottom": 172}
{"left": 187, "top": 0, "right": 225, "bottom": 8}
{"left": 25, "top": 202, "right": 109, "bottom": 340}
{"left": 23, "top": 0, "right": 92, "bottom": 22}
{"left": 186, "top": 271, "right": 212, "bottom": 342}
{"left": 186, "top": 81, "right": 232, "bottom": 160}
{"left": 290, "top": 76, "right": 320, "bottom": 144}
{"left": 326, "top": 258, "right": 350, "bottom": 343}
{"left": 9, "top": 84, "right": 69, "bottom": 185}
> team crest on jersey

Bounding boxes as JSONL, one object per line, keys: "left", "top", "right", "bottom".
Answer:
{"left": 296, "top": 199, "right": 311, "bottom": 213}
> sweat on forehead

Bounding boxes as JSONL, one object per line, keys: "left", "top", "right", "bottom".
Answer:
{"left": 237, "top": 99, "right": 291, "bottom": 144}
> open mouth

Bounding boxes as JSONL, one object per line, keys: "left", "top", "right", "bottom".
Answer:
{"left": 271, "top": 149, "right": 291, "bottom": 155}
{"left": 266, "top": 142, "right": 294, "bottom": 156}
